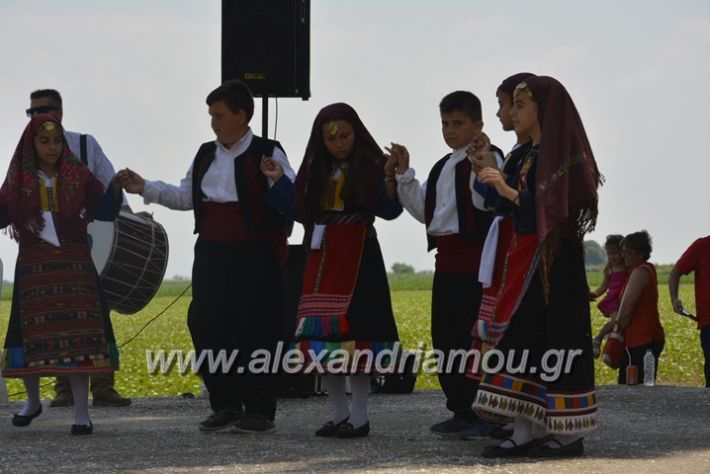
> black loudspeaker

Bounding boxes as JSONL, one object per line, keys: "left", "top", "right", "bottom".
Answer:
{"left": 222, "top": 0, "right": 310, "bottom": 99}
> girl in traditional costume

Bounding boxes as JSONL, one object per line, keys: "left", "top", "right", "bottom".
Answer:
{"left": 0, "top": 114, "right": 122, "bottom": 435}
{"left": 472, "top": 76, "right": 602, "bottom": 457}
{"left": 262, "top": 103, "right": 401, "bottom": 438}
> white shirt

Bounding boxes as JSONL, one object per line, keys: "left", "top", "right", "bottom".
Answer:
{"left": 141, "top": 128, "right": 295, "bottom": 210}
{"left": 396, "top": 147, "right": 502, "bottom": 236}
{"left": 64, "top": 130, "right": 127, "bottom": 206}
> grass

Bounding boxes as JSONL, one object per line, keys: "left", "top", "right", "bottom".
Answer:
{"left": 0, "top": 278, "right": 704, "bottom": 400}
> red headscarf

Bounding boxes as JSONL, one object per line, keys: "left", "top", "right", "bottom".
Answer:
{"left": 0, "top": 113, "right": 102, "bottom": 239}
{"left": 294, "top": 103, "right": 384, "bottom": 224}
{"left": 522, "top": 76, "right": 602, "bottom": 244}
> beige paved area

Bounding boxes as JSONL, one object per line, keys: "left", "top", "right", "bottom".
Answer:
{"left": 1, "top": 385, "right": 709, "bottom": 473}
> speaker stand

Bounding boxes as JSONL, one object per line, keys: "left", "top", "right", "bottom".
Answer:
{"left": 262, "top": 97, "right": 269, "bottom": 138}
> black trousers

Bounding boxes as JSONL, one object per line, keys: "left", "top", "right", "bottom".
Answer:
{"left": 431, "top": 271, "right": 482, "bottom": 422}
{"left": 188, "top": 238, "right": 284, "bottom": 420}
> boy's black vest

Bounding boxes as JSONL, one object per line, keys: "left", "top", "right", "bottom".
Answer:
{"left": 191, "top": 136, "right": 287, "bottom": 236}
{"left": 424, "top": 145, "right": 503, "bottom": 251}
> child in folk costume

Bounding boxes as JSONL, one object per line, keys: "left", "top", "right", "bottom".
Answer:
{"left": 261, "top": 103, "right": 401, "bottom": 438}
{"left": 0, "top": 114, "right": 123, "bottom": 435}
{"left": 473, "top": 76, "right": 602, "bottom": 458}
{"left": 386, "top": 91, "right": 503, "bottom": 438}
{"left": 119, "top": 80, "right": 296, "bottom": 434}
{"left": 468, "top": 72, "right": 537, "bottom": 442}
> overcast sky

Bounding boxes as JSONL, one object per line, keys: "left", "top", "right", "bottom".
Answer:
{"left": 1, "top": 1, "right": 708, "bottom": 281}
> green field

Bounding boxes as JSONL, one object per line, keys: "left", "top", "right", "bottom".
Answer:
{"left": 0, "top": 275, "right": 704, "bottom": 400}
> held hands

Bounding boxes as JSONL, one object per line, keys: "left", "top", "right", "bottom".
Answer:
{"left": 466, "top": 132, "right": 498, "bottom": 173}
{"left": 116, "top": 168, "right": 145, "bottom": 194}
{"left": 260, "top": 155, "right": 284, "bottom": 181}
{"left": 384, "top": 143, "right": 410, "bottom": 175}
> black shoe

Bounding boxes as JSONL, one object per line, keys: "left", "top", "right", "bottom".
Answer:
{"left": 488, "top": 425, "right": 514, "bottom": 440}
{"left": 335, "top": 421, "right": 370, "bottom": 438}
{"left": 459, "top": 419, "right": 492, "bottom": 440}
{"left": 481, "top": 437, "right": 540, "bottom": 458}
{"left": 12, "top": 404, "right": 43, "bottom": 427}
{"left": 430, "top": 417, "right": 473, "bottom": 438}
{"left": 198, "top": 408, "right": 242, "bottom": 432}
{"left": 71, "top": 421, "right": 93, "bottom": 435}
{"left": 315, "top": 417, "right": 349, "bottom": 437}
{"left": 527, "top": 437, "right": 584, "bottom": 458}
{"left": 231, "top": 414, "right": 275, "bottom": 434}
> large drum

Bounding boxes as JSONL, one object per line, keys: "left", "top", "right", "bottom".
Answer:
{"left": 88, "top": 212, "right": 169, "bottom": 314}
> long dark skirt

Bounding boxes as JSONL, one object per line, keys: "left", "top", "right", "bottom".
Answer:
{"left": 472, "top": 237, "right": 598, "bottom": 435}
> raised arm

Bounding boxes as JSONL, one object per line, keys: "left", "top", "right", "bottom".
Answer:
{"left": 388, "top": 143, "right": 426, "bottom": 223}
{"left": 590, "top": 264, "right": 611, "bottom": 301}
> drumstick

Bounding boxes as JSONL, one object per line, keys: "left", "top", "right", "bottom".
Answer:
{"left": 678, "top": 309, "right": 698, "bottom": 322}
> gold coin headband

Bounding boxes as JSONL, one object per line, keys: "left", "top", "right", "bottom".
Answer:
{"left": 41, "top": 121, "right": 58, "bottom": 132}
{"left": 327, "top": 120, "right": 339, "bottom": 136}
{"left": 514, "top": 82, "right": 534, "bottom": 100}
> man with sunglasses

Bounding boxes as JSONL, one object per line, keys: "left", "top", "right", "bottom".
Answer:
{"left": 26, "top": 89, "right": 132, "bottom": 408}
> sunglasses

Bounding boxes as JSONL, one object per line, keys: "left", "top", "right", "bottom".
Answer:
{"left": 25, "top": 106, "right": 61, "bottom": 118}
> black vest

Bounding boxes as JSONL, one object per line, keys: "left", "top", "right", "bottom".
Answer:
{"left": 191, "top": 136, "right": 288, "bottom": 235}
{"left": 423, "top": 145, "right": 503, "bottom": 251}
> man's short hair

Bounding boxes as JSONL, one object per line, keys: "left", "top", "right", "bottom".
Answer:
{"left": 439, "top": 91, "right": 482, "bottom": 122}
{"left": 206, "top": 80, "right": 254, "bottom": 121}
{"left": 30, "top": 89, "right": 63, "bottom": 109}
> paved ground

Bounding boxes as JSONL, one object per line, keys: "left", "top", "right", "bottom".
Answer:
{"left": 1, "top": 385, "right": 709, "bottom": 473}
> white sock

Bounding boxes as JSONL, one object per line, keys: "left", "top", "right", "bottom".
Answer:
{"left": 323, "top": 376, "right": 349, "bottom": 424}
{"left": 19, "top": 376, "right": 41, "bottom": 416}
{"left": 69, "top": 374, "right": 91, "bottom": 426}
{"left": 500, "top": 416, "right": 533, "bottom": 447}
{"left": 348, "top": 374, "right": 370, "bottom": 429}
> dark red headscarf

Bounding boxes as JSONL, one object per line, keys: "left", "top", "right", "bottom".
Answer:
{"left": 497, "top": 72, "right": 536, "bottom": 96}
{"left": 294, "top": 103, "right": 384, "bottom": 223}
{"left": 522, "top": 76, "right": 602, "bottom": 245}
{"left": 0, "top": 113, "right": 102, "bottom": 239}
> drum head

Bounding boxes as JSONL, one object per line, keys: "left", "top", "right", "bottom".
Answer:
{"left": 87, "top": 219, "right": 116, "bottom": 274}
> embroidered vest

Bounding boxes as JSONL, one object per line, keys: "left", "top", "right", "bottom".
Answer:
{"left": 423, "top": 145, "right": 502, "bottom": 251}
{"left": 191, "top": 136, "right": 289, "bottom": 236}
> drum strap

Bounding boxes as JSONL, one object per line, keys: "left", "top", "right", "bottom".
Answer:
{"left": 80, "top": 134, "right": 88, "bottom": 165}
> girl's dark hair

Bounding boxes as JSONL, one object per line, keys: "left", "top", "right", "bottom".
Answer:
{"left": 621, "top": 230, "right": 653, "bottom": 261}
{"left": 604, "top": 234, "right": 624, "bottom": 249}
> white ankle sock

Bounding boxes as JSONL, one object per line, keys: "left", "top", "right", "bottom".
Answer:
{"left": 19, "top": 376, "right": 41, "bottom": 416}
{"left": 68, "top": 374, "right": 91, "bottom": 426}
{"left": 323, "top": 376, "right": 349, "bottom": 423}
{"left": 348, "top": 374, "right": 370, "bottom": 428}
{"left": 500, "top": 416, "right": 533, "bottom": 447}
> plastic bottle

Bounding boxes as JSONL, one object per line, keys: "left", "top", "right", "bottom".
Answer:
{"left": 643, "top": 349, "right": 655, "bottom": 386}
